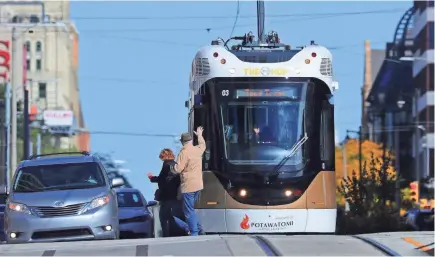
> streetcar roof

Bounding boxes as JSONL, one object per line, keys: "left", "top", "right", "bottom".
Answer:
{"left": 189, "top": 44, "right": 338, "bottom": 94}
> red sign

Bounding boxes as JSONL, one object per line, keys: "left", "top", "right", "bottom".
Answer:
{"left": 0, "top": 40, "right": 10, "bottom": 81}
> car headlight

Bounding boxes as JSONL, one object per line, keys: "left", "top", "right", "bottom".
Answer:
{"left": 7, "top": 202, "right": 32, "bottom": 215}
{"left": 81, "top": 195, "right": 110, "bottom": 213}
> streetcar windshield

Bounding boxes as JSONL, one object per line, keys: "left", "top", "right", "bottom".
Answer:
{"left": 219, "top": 82, "right": 306, "bottom": 166}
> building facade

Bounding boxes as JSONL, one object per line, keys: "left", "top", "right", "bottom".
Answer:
{"left": 365, "top": 6, "right": 416, "bottom": 183}
{"left": 412, "top": 0, "right": 434, "bottom": 180}
{"left": 0, "top": 1, "right": 89, "bottom": 151}
{"left": 366, "top": 3, "right": 434, "bottom": 186}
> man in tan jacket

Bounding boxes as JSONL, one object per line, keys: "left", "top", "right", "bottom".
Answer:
{"left": 170, "top": 126, "right": 206, "bottom": 236}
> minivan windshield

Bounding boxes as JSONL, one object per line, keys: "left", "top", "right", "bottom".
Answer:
{"left": 13, "top": 162, "right": 106, "bottom": 193}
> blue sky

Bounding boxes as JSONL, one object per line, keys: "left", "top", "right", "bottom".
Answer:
{"left": 71, "top": 1, "right": 411, "bottom": 200}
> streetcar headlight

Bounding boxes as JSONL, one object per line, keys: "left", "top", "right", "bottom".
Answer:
{"left": 285, "top": 190, "right": 292, "bottom": 197}
{"left": 81, "top": 195, "right": 110, "bottom": 213}
{"left": 239, "top": 189, "right": 247, "bottom": 197}
{"left": 8, "top": 202, "right": 32, "bottom": 215}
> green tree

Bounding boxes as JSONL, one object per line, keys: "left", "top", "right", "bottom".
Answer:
{"left": 336, "top": 154, "right": 411, "bottom": 234}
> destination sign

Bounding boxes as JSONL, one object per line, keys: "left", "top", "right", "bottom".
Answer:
{"left": 236, "top": 88, "right": 297, "bottom": 98}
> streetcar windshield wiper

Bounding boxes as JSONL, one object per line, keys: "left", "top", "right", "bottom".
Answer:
{"left": 271, "top": 133, "right": 309, "bottom": 174}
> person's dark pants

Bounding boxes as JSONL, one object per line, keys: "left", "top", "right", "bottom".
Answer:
{"left": 182, "top": 190, "right": 203, "bottom": 236}
{"left": 159, "top": 200, "right": 189, "bottom": 237}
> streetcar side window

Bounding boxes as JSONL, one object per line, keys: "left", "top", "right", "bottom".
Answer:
{"left": 193, "top": 105, "right": 211, "bottom": 170}
{"left": 193, "top": 106, "right": 206, "bottom": 145}
{"left": 320, "top": 98, "right": 334, "bottom": 170}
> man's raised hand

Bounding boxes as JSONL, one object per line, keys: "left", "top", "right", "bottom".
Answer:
{"left": 194, "top": 126, "right": 204, "bottom": 137}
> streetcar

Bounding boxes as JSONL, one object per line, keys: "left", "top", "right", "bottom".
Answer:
{"left": 185, "top": 1, "right": 338, "bottom": 234}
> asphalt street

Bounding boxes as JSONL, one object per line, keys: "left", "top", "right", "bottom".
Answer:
{"left": 0, "top": 232, "right": 433, "bottom": 256}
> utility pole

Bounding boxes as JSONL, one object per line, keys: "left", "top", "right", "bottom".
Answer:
{"left": 36, "top": 132, "right": 41, "bottom": 155}
{"left": 23, "top": 84, "right": 30, "bottom": 160}
{"left": 342, "top": 141, "right": 349, "bottom": 212}
{"left": 414, "top": 89, "right": 420, "bottom": 186}
{"left": 4, "top": 83, "right": 10, "bottom": 185}
{"left": 10, "top": 27, "right": 21, "bottom": 175}
{"left": 346, "top": 128, "right": 363, "bottom": 176}
{"left": 359, "top": 125, "right": 363, "bottom": 176}
{"left": 394, "top": 128, "right": 400, "bottom": 210}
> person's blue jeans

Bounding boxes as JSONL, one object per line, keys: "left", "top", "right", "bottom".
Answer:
{"left": 159, "top": 200, "right": 189, "bottom": 237}
{"left": 183, "top": 190, "right": 203, "bottom": 236}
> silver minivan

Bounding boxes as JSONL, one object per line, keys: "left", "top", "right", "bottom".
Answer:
{"left": 4, "top": 152, "right": 123, "bottom": 244}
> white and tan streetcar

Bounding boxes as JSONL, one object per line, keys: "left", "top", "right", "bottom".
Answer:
{"left": 185, "top": 0, "right": 339, "bottom": 234}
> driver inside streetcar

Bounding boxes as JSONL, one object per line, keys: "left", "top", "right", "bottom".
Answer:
{"left": 252, "top": 124, "right": 276, "bottom": 143}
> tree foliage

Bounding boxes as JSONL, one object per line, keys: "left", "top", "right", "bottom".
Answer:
{"left": 335, "top": 139, "right": 393, "bottom": 205}
{"left": 336, "top": 154, "right": 411, "bottom": 234}
{"left": 338, "top": 154, "right": 397, "bottom": 215}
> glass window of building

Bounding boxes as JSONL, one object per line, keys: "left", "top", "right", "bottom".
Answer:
{"left": 36, "top": 41, "right": 42, "bottom": 52}
{"left": 38, "top": 83, "right": 46, "bottom": 99}
{"left": 25, "top": 41, "right": 31, "bottom": 52}
{"left": 36, "top": 59, "right": 42, "bottom": 71}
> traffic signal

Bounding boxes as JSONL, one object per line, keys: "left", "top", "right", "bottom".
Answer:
{"left": 29, "top": 105, "right": 38, "bottom": 121}
{"left": 409, "top": 181, "right": 419, "bottom": 203}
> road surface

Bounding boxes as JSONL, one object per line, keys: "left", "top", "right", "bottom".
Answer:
{"left": 0, "top": 232, "right": 433, "bottom": 256}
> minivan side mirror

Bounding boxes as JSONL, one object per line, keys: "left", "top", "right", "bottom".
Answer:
{"left": 147, "top": 200, "right": 158, "bottom": 207}
{"left": 111, "top": 177, "right": 125, "bottom": 188}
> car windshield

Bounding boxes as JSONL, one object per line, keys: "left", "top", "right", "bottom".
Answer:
{"left": 220, "top": 82, "right": 306, "bottom": 166}
{"left": 13, "top": 162, "right": 106, "bottom": 193}
{"left": 117, "top": 192, "right": 143, "bottom": 207}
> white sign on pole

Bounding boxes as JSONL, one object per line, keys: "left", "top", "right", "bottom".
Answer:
{"left": 43, "top": 110, "right": 74, "bottom": 127}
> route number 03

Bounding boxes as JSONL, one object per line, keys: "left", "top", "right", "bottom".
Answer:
{"left": 221, "top": 90, "right": 229, "bottom": 96}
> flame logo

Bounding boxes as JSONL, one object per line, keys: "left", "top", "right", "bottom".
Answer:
{"left": 240, "top": 214, "right": 250, "bottom": 230}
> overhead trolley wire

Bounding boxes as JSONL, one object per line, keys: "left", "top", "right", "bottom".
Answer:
{"left": 85, "top": 131, "right": 177, "bottom": 137}
{"left": 229, "top": 0, "right": 241, "bottom": 39}
{"left": 74, "top": 8, "right": 406, "bottom": 34}
{"left": 71, "top": 8, "right": 406, "bottom": 20}
{"left": 66, "top": 124, "right": 434, "bottom": 138}
{"left": 0, "top": 8, "right": 406, "bottom": 36}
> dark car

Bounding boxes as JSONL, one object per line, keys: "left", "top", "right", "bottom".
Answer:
{"left": 115, "top": 188, "right": 156, "bottom": 238}
{"left": 0, "top": 188, "right": 6, "bottom": 242}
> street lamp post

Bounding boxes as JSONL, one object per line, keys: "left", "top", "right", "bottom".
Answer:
{"left": 340, "top": 139, "right": 350, "bottom": 212}
{"left": 346, "top": 125, "right": 363, "bottom": 176}
{"left": 23, "top": 83, "right": 30, "bottom": 160}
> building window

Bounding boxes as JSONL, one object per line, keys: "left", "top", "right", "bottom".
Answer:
{"left": 36, "top": 59, "right": 42, "bottom": 71}
{"left": 26, "top": 59, "right": 30, "bottom": 71}
{"left": 36, "top": 41, "right": 42, "bottom": 52}
{"left": 25, "top": 41, "right": 31, "bottom": 52}
{"left": 29, "top": 15, "right": 39, "bottom": 23}
{"left": 38, "top": 83, "right": 46, "bottom": 99}
{"left": 11, "top": 16, "right": 23, "bottom": 23}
